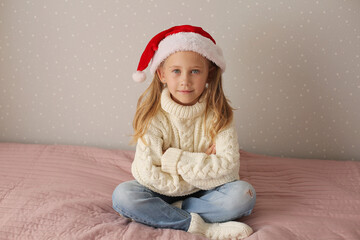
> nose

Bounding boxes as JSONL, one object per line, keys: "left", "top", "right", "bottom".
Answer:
{"left": 180, "top": 73, "right": 191, "bottom": 86}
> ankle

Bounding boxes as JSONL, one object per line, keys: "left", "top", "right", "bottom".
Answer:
{"left": 187, "top": 213, "right": 209, "bottom": 235}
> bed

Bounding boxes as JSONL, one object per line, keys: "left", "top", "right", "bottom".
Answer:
{"left": 0, "top": 142, "right": 359, "bottom": 240}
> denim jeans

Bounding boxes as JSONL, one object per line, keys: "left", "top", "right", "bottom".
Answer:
{"left": 112, "top": 180, "right": 256, "bottom": 231}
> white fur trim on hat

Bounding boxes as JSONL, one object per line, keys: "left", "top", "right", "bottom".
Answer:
{"left": 149, "top": 32, "right": 226, "bottom": 75}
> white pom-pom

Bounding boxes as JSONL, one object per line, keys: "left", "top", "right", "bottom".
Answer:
{"left": 132, "top": 71, "right": 146, "bottom": 83}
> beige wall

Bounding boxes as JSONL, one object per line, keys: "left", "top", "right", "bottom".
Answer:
{"left": 0, "top": 0, "right": 359, "bottom": 161}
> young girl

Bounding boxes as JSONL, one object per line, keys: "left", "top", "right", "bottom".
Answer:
{"left": 112, "top": 25, "right": 256, "bottom": 240}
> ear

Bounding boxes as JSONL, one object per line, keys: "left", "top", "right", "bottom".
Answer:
{"left": 156, "top": 68, "right": 166, "bottom": 83}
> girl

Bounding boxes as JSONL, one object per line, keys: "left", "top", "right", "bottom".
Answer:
{"left": 112, "top": 25, "right": 256, "bottom": 240}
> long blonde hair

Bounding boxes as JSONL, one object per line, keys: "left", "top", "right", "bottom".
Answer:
{"left": 131, "top": 64, "right": 234, "bottom": 145}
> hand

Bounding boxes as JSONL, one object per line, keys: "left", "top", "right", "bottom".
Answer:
{"left": 205, "top": 144, "right": 216, "bottom": 155}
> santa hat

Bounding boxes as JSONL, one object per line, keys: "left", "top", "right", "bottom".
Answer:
{"left": 132, "top": 25, "right": 226, "bottom": 82}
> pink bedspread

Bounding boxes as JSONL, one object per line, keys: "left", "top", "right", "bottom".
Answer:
{"left": 0, "top": 143, "right": 359, "bottom": 240}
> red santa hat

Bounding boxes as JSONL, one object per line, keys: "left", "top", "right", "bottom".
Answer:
{"left": 132, "top": 25, "right": 226, "bottom": 82}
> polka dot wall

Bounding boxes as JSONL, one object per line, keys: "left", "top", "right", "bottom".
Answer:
{"left": 0, "top": 0, "right": 359, "bottom": 160}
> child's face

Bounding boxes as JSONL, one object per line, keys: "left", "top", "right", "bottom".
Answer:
{"left": 157, "top": 51, "right": 210, "bottom": 106}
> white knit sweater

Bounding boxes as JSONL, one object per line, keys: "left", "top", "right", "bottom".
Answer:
{"left": 131, "top": 88, "right": 240, "bottom": 196}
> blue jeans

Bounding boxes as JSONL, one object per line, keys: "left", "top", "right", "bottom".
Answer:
{"left": 112, "top": 180, "right": 256, "bottom": 231}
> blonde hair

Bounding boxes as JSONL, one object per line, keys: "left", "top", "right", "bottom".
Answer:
{"left": 203, "top": 66, "right": 234, "bottom": 142}
{"left": 131, "top": 64, "right": 234, "bottom": 145}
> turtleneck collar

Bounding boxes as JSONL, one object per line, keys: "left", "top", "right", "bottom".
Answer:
{"left": 160, "top": 88, "right": 206, "bottom": 119}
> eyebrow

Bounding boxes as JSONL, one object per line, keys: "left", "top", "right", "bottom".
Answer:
{"left": 168, "top": 65, "right": 181, "bottom": 69}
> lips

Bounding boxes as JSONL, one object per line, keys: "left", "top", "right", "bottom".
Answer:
{"left": 178, "top": 90, "right": 193, "bottom": 94}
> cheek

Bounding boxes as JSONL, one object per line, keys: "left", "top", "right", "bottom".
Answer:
{"left": 163, "top": 72, "right": 176, "bottom": 81}
{"left": 166, "top": 81, "right": 178, "bottom": 90}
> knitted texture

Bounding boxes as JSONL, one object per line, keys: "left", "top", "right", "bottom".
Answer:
{"left": 188, "top": 213, "right": 253, "bottom": 240}
{"left": 131, "top": 88, "right": 240, "bottom": 196}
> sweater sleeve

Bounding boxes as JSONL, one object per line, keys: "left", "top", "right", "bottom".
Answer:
{"left": 131, "top": 117, "right": 197, "bottom": 196}
{"left": 163, "top": 125, "right": 240, "bottom": 190}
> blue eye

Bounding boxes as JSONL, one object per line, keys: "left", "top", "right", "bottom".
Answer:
{"left": 172, "top": 69, "right": 180, "bottom": 74}
{"left": 191, "top": 69, "right": 200, "bottom": 74}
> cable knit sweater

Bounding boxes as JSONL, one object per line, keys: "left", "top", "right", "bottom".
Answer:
{"left": 131, "top": 88, "right": 240, "bottom": 197}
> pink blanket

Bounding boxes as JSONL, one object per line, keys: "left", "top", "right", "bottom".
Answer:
{"left": 0, "top": 143, "right": 359, "bottom": 239}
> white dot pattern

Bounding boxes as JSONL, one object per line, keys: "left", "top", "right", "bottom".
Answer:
{"left": 0, "top": 0, "right": 359, "bottom": 160}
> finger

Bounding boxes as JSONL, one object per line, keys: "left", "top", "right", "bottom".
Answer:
{"left": 205, "top": 144, "right": 215, "bottom": 155}
{"left": 205, "top": 147, "right": 211, "bottom": 155}
{"left": 206, "top": 145, "right": 215, "bottom": 155}
{"left": 211, "top": 145, "right": 216, "bottom": 154}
